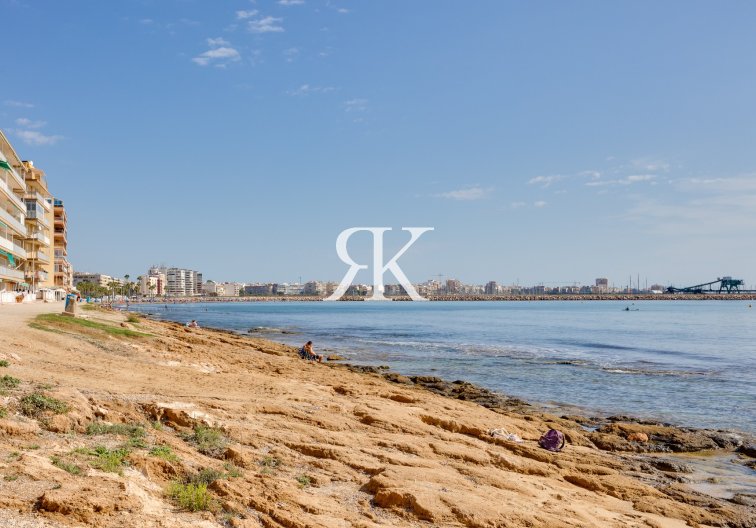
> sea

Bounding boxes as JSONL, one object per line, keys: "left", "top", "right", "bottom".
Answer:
{"left": 128, "top": 300, "right": 756, "bottom": 434}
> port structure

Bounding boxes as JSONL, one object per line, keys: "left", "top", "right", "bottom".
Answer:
{"left": 666, "top": 276, "right": 754, "bottom": 294}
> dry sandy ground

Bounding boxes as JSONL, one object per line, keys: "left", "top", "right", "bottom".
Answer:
{"left": 0, "top": 302, "right": 752, "bottom": 528}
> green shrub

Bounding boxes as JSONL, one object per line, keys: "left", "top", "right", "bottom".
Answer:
{"left": 167, "top": 482, "right": 213, "bottom": 511}
{"left": 223, "top": 462, "right": 242, "bottom": 478}
{"left": 0, "top": 360, "right": 9, "bottom": 367}
{"left": 149, "top": 445, "right": 178, "bottom": 462}
{"left": 296, "top": 474, "right": 312, "bottom": 488}
{"left": 77, "top": 445, "right": 130, "bottom": 474}
{"left": 51, "top": 456, "right": 82, "bottom": 475}
{"left": 259, "top": 455, "right": 281, "bottom": 475}
{"left": 19, "top": 393, "right": 69, "bottom": 417}
{"left": 185, "top": 425, "right": 228, "bottom": 458}
{"left": 0, "top": 406, "right": 7, "bottom": 419}
{"left": 126, "top": 314, "right": 140, "bottom": 323}
{"left": 86, "top": 422, "right": 146, "bottom": 447}
{"left": 187, "top": 467, "right": 223, "bottom": 486}
{"left": 0, "top": 375, "right": 20, "bottom": 390}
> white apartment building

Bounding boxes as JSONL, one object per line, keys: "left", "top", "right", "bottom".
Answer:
{"left": 163, "top": 267, "right": 203, "bottom": 297}
{"left": 0, "top": 133, "right": 28, "bottom": 302}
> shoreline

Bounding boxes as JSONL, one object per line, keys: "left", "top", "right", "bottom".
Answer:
{"left": 123, "top": 293, "right": 756, "bottom": 303}
{"left": 1, "top": 303, "right": 754, "bottom": 527}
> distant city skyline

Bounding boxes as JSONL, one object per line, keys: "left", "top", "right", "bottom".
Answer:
{"left": 3, "top": 1, "right": 756, "bottom": 285}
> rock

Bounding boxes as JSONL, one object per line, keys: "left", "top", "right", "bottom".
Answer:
{"left": 383, "top": 373, "right": 413, "bottom": 384}
{"left": 646, "top": 459, "right": 693, "bottom": 473}
{"left": 326, "top": 354, "right": 345, "bottom": 361}
{"left": 225, "top": 446, "right": 254, "bottom": 468}
{"left": 120, "top": 322, "right": 129, "bottom": 328}
{"left": 737, "top": 443, "right": 756, "bottom": 458}
{"left": 627, "top": 432, "right": 649, "bottom": 443}
{"left": 705, "top": 431, "right": 743, "bottom": 449}
{"left": 730, "top": 494, "right": 756, "bottom": 507}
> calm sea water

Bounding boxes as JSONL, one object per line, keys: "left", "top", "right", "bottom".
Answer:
{"left": 129, "top": 300, "right": 756, "bottom": 433}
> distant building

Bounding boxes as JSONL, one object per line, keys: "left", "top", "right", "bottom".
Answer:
{"left": 485, "top": 281, "right": 499, "bottom": 295}
{"left": 161, "top": 267, "right": 202, "bottom": 296}
{"left": 244, "top": 283, "right": 274, "bottom": 296}
{"left": 52, "top": 199, "right": 73, "bottom": 290}
{"left": 73, "top": 272, "right": 116, "bottom": 288}
{"left": 139, "top": 275, "right": 160, "bottom": 296}
{"left": 303, "top": 281, "right": 325, "bottom": 296}
{"left": 274, "top": 283, "right": 304, "bottom": 295}
{"left": 595, "top": 278, "right": 609, "bottom": 293}
{"left": 445, "top": 279, "right": 462, "bottom": 294}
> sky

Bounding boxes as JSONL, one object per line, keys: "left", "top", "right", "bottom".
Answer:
{"left": 2, "top": 0, "right": 756, "bottom": 288}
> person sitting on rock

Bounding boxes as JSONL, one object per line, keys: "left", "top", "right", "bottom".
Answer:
{"left": 299, "top": 341, "right": 323, "bottom": 362}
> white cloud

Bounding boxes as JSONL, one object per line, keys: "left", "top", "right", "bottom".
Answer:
{"left": 15, "top": 118, "right": 46, "bottom": 129}
{"left": 528, "top": 175, "right": 564, "bottom": 188}
{"left": 278, "top": 0, "right": 304, "bottom": 5}
{"left": 236, "top": 10, "right": 258, "bottom": 19}
{"left": 4, "top": 100, "right": 34, "bottom": 108}
{"left": 336, "top": 8, "right": 350, "bottom": 14}
{"left": 206, "top": 37, "right": 231, "bottom": 47}
{"left": 533, "top": 200, "right": 547, "bottom": 208}
{"left": 139, "top": 18, "right": 155, "bottom": 25}
{"left": 344, "top": 98, "right": 368, "bottom": 112}
{"left": 13, "top": 130, "right": 63, "bottom": 146}
{"left": 248, "top": 16, "right": 284, "bottom": 33}
{"left": 192, "top": 38, "right": 241, "bottom": 67}
{"left": 436, "top": 186, "right": 492, "bottom": 201}
{"left": 287, "top": 84, "right": 335, "bottom": 96}
{"left": 585, "top": 174, "right": 656, "bottom": 187}
{"left": 632, "top": 158, "right": 671, "bottom": 172}
{"left": 510, "top": 201, "right": 526, "bottom": 209}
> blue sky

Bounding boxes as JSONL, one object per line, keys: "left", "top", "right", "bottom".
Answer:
{"left": 3, "top": 0, "right": 756, "bottom": 287}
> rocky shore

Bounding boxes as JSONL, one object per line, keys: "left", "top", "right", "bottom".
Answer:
{"left": 0, "top": 303, "right": 753, "bottom": 527}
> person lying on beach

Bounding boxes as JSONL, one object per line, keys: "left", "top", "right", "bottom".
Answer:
{"left": 299, "top": 340, "right": 323, "bottom": 362}
{"left": 186, "top": 320, "right": 199, "bottom": 328}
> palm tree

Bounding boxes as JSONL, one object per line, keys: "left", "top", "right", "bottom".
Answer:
{"left": 149, "top": 283, "right": 156, "bottom": 302}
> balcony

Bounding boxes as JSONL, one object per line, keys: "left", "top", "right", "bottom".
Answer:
{"left": 25, "top": 208, "right": 49, "bottom": 228}
{"left": 0, "top": 265, "right": 24, "bottom": 281}
{"left": 0, "top": 207, "right": 27, "bottom": 236}
{"left": 28, "top": 250, "right": 50, "bottom": 264}
{"left": 29, "top": 231, "right": 51, "bottom": 246}
{"left": 0, "top": 176, "right": 26, "bottom": 213}
{"left": 27, "top": 269, "right": 48, "bottom": 282}
{"left": 0, "top": 235, "right": 26, "bottom": 259}
{"left": 24, "top": 191, "right": 51, "bottom": 211}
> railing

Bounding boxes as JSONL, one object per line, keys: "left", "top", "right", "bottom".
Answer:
{"left": 0, "top": 207, "right": 26, "bottom": 236}
{"left": 30, "top": 231, "right": 51, "bottom": 245}
{"left": 29, "top": 251, "right": 50, "bottom": 263}
{"left": 0, "top": 236, "right": 27, "bottom": 259}
{"left": 0, "top": 265, "right": 24, "bottom": 280}
{"left": 25, "top": 191, "right": 51, "bottom": 211}
{"left": 0, "top": 176, "right": 26, "bottom": 213}
{"left": 25, "top": 208, "right": 49, "bottom": 228}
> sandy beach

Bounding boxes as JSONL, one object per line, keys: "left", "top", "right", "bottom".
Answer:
{"left": 0, "top": 303, "right": 753, "bottom": 527}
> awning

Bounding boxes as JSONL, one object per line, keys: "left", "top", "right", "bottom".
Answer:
{"left": 0, "top": 249, "right": 15, "bottom": 266}
{"left": 0, "top": 160, "right": 11, "bottom": 171}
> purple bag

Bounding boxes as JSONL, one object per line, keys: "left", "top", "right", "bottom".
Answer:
{"left": 538, "top": 429, "right": 566, "bottom": 452}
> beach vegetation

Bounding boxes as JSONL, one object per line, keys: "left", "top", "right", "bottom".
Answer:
{"left": 0, "top": 406, "right": 7, "bottom": 418}
{"left": 0, "top": 360, "right": 9, "bottom": 367}
{"left": 4, "top": 474, "right": 18, "bottom": 481}
{"left": 258, "top": 455, "right": 281, "bottom": 475}
{"left": 32, "top": 313, "right": 151, "bottom": 338}
{"left": 184, "top": 425, "right": 228, "bottom": 458}
{"left": 296, "top": 474, "right": 312, "bottom": 488}
{"left": 86, "top": 422, "right": 146, "bottom": 447}
{"left": 19, "top": 392, "right": 70, "bottom": 417}
{"left": 0, "top": 375, "right": 20, "bottom": 390}
{"left": 167, "top": 481, "right": 213, "bottom": 512}
{"left": 51, "top": 456, "right": 82, "bottom": 475}
{"left": 187, "top": 467, "right": 224, "bottom": 486}
{"left": 223, "top": 462, "right": 242, "bottom": 478}
{"left": 75, "top": 445, "right": 130, "bottom": 474}
{"left": 126, "top": 313, "right": 141, "bottom": 323}
{"left": 149, "top": 445, "right": 178, "bottom": 462}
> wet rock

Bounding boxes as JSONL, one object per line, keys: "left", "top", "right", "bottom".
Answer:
{"left": 383, "top": 373, "right": 412, "bottom": 384}
{"left": 645, "top": 459, "right": 694, "bottom": 473}
{"left": 326, "top": 354, "right": 345, "bottom": 361}
{"left": 704, "top": 431, "right": 743, "bottom": 449}
{"left": 627, "top": 432, "right": 649, "bottom": 443}
{"left": 730, "top": 494, "right": 756, "bottom": 507}
{"left": 737, "top": 443, "right": 756, "bottom": 458}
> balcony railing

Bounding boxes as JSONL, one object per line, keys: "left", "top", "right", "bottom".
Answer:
{"left": 25, "top": 208, "right": 49, "bottom": 228}
{"left": 0, "top": 236, "right": 27, "bottom": 260}
{"left": 29, "top": 231, "right": 51, "bottom": 246}
{"left": 0, "top": 207, "right": 26, "bottom": 236}
{"left": 0, "top": 265, "right": 24, "bottom": 281}
{"left": 24, "top": 191, "right": 51, "bottom": 211}
{"left": 0, "top": 176, "right": 26, "bottom": 213}
{"left": 29, "top": 251, "right": 50, "bottom": 263}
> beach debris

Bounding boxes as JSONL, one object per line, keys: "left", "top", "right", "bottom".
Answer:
{"left": 488, "top": 428, "right": 523, "bottom": 443}
{"left": 538, "top": 429, "right": 566, "bottom": 452}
